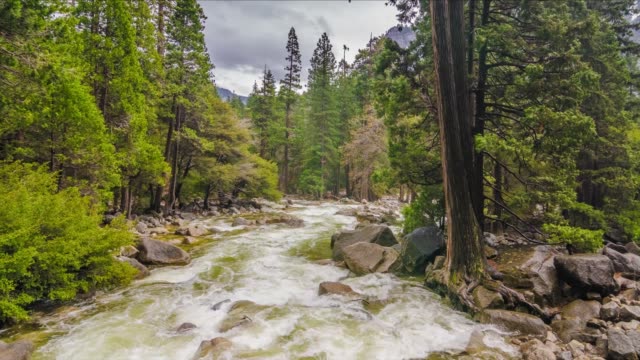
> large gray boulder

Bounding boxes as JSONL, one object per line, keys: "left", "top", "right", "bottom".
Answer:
{"left": 117, "top": 256, "right": 150, "bottom": 279}
{"left": 607, "top": 327, "right": 640, "bottom": 360}
{"left": 330, "top": 224, "right": 397, "bottom": 261}
{"left": 400, "top": 226, "right": 444, "bottom": 273}
{"left": 551, "top": 299, "right": 601, "bottom": 343}
{"left": 342, "top": 242, "right": 400, "bottom": 276}
{"left": 554, "top": 254, "right": 618, "bottom": 295}
{"left": 476, "top": 309, "right": 547, "bottom": 337}
{"left": 0, "top": 340, "right": 34, "bottom": 360}
{"left": 136, "top": 238, "right": 190, "bottom": 266}
{"left": 175, "top": 225, "right": 208, "bottom": 237}
{"left": 603, "top": 247, "right": 640, "bottom": 280}
{"left": 626, "top": 241, "right": 640, "bottom": 256}
{"left": 522, "top": 246, "right": 562, "bottom": 306}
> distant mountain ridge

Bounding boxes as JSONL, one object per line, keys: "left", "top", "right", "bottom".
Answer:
{"left": 216, "top": 86, "right": 248, "bottom": 104}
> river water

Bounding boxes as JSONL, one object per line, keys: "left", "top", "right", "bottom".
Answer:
{"left": 24, "top": 201, "right": 512, "bottom": 360}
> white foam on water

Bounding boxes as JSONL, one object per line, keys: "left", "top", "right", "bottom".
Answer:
{"left": 31, "top": 202, "right": 515, "bottom": 360}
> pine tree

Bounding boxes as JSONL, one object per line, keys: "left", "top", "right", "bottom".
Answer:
{"left": 301, "top": 32, "right": 337, "bottom": 197}
{"left": 280, "top": 27, "right": 302, "bottom": 193}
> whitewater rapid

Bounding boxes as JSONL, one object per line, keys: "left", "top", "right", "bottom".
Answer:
{"left": 27, "top": 202, "right": 512, "bottom": 360}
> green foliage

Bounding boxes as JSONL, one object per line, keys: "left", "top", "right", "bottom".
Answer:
{"left": 401, "top": 186, "right": 444, "bottom": 234}
{"left": 0, "top": 163, "right": 135, "bottom": 324}
{"left": 543, "top": 224, "right": 604, "bottom": 253}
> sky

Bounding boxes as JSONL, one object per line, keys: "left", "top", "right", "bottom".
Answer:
{"left": 198, "top": 1, "right": 399, "bottom": 96}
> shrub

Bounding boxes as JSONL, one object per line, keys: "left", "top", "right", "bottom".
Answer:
{"left": 542, "top": 223, "right": 604, "bottom": 253}
{"left": 401, "top": 185, "right": 444, "bottom": 234}
{"left": 0, "top": 163, "right": 135, "bottom": 324}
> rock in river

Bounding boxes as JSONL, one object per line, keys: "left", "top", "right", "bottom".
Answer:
{"left": 400, "top": 226, "right": 444, "bottom": 274}
{"left": 136, "top": 237, "right": 191, "bottom": 266}
{"left": 318, "top": 281, "right": 360, "bottom": 297}
{"left": 117, "top": 256, "right": 150, "bottom": 279}
{"left": 331, "top": 224, "right": 397, "bottom": 261}
{"left": 0, "top": 340, "right": 34, "bottom": 360}
{"left": 342, "top": 242, "right": 401, "bottom": 276}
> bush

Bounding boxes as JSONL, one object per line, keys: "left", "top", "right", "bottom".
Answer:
{"left": 0, "top": 163, "right": 135, "bottom": 324}
{"left": 542, "top": 223, "right": 604, "bottom": 253}
{"left": 401, "top": 185, "right": 444, "bottom": 234}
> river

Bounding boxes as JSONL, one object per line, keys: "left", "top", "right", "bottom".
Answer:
{"left": 20, "top": 201, "right": 513, "bottom": 359}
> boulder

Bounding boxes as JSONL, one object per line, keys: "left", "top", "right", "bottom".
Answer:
{"left": 400, "top": 226, "right": 444, "bottom": 273}
{"left": 148, "top": 227, "right": 169, "bottom": 235}
{"left": 219, "top": 301, "right": 267, "bottom": 333}
{"left": 192, "top": 337, "right": 232, "bottom": 360}
{"left": 484, "top": 246, "right": 498, "bottom": 259}
{"left": 476, "top": 309, "right": 547, "bottom": 337}
{"left": 135, "top": 222, "right": 148, "bottom": 234}
{"left": 472, "top": 285, "right": 504, "bottom": 309}
{"left": 0, "top": 340, "right": 34, "bottom": 360}
{"left": 342, "top": 242, "right": 401, "bottom": 276}
{"left": 117, "top": 256, "right": 150, "bottom": 279}
{"left": 484, "top": 232, "right": 500, "bottom": 247}
{"left": 522, "top": 246, "right": 562, "bottom": 306}
{"left": 136, "top": 238, "right": 190, "bottom": 266}
{"left": 607, "top": 327, "right": 640, "bottom": 360}
{"left": 561, "top": 299, "right": 602, "bottom": 322}
{"left": 232, "top": 217, "right": 249, "bottom": 227}
{"left": 176, "top": 322, "right": 197, "bottom": 333}
{"left": 120, "top": 245, "right": 139, "bottom": 258}
{"left": 521, "top": 339, "right": 556, "bottom": 360}
{"left": 601, "top": 301, "right": 621, "bottom": 321}
{"left": 176, "top": 226, "right": 208, "bottom": 237}
{"left": 331, "top": 224, "right": 398, "bottom": 261}
{"left": 626, "top": 242, "right": 640, "bottom": 256}
{"left": 318, "top": 281, "right": 359, "bottom": 297}
{"left": 283, "top": 215, "right": 304, "bottom": 228}
{"left": 335, "top": 208, "right": 358, "bottom": 217}
{"left": 182, "top": 236, "right": 198, "bottom": 245}
{"left": 620, "top": 305, "right": 640, "bottom": 322}
{"left": 554, "top": 255, "right": 618, "bottom": 295}
{"left": 603, "top": 247, "right": 640, "bottom": 280}
{"left": 607, "top": 242, "right": 630, "bottom": 254}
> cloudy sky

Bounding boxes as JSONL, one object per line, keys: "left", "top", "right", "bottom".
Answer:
{"left": 198, "top": 1, "right": 399, "bottom": 96}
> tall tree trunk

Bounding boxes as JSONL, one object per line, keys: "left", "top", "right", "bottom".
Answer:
{"left": 471, "top": 0, "right": 491, "bottom": 231}
{"left": 169, "top": 104, "right": 182, "bottom": 208}
{"left": 492, "top": 161, "right": 504, "bottom": 236}
{"left": 157, "top": 0, "right": 166, "bottom": 57}
{"left": 430, "top": 0, "right": 485, "bottom": 283}
{"left": 203, "top": 184, "right": 211, "bottom": 210}
{"left": 345, "top": 164, "right": 351, "bottom": 198}
{"left": 283, "top": 102, "right": 291, "bottom": 193}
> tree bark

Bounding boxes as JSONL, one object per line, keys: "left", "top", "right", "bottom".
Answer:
{"left": 430, "top": 0, "right": 485, "bottom": 284}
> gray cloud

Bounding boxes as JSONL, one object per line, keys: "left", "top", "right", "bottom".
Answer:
{"left": 198, "top": 1, "right": 398, "bottom": 95}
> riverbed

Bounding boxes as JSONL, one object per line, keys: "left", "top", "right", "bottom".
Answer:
{"left": 14, "top": 201, "right": 513, "bottom": 359}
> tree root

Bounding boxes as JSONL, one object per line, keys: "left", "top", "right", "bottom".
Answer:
{"left": 426, "top": 269, "right": 556, "bottom": 322}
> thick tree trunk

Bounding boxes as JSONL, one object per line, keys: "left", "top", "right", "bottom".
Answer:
{"left": 430, "top": 0, "right": 485, "bottom": 283}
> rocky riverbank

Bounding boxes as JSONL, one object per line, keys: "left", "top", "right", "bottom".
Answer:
{"left": 4, "top": 197, "right": 638, "bottom": 359}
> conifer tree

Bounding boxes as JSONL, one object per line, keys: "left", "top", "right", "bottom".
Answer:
{"left": 280, "top": 27, "right": 302, "bottom": 192}
{"left": 301, "top": 32, "right": 337, "bottom": 196}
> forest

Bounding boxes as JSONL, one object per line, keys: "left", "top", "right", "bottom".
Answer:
{"left": 2, "top": 0, "right": 640, "bottom": 359}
